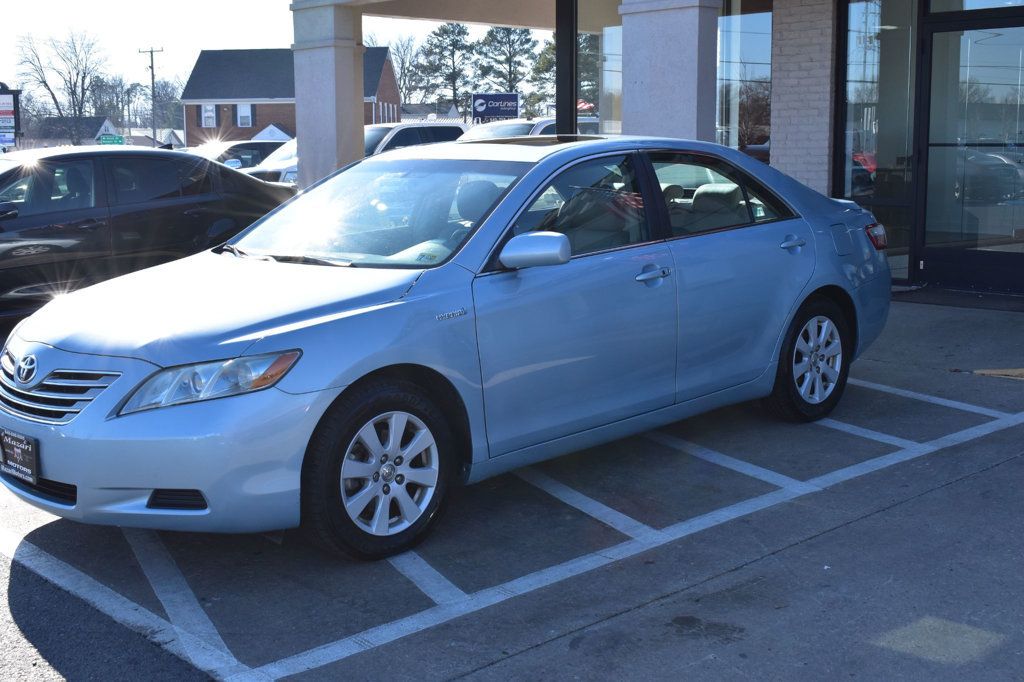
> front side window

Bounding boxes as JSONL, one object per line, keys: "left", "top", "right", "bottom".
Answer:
{"left": 513, "top": 155, "right": 648, "bottom": 256}
{"left": 425, "top": 127, "right": 464, "bottom": 143}
{"left": 233, "top": 159, "right": 528, "bottom": 267}
{"left": 648, "top": 152, "right": 788, "bottom": 236}
{"left": 201, "top": 104, "right": 217, "bottom": 128}
{"left": 0, "top": 160, "right": 96, "bottom": 217}
{"left": 236, "top": 103, "right": 253, "bottom": 128}
{"left": 382, "top": 128, "right": 423, "bottom": 152}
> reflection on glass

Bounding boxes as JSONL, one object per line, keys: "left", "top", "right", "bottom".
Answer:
{"left": 578, "top": 0, "right": 623, "bottom": 134}
{"left": 931, "top": 0, "right": 1024, "bottom": 12}
{"left": 926, "top": 29, "right": 1024, "bottom": 256}
{"left": 842, "top": 0, "right": 916, "bottom": 277}
{"left": 717, "top": 0, "right": 773, "bottom": 161}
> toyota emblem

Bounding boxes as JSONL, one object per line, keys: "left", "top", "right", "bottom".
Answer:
{"left": 16, "top": 355, "right": 37, "bottom": 384}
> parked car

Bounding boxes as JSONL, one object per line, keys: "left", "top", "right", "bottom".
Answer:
{"left": 245, "top": 139, "right": 298, "bottom": 185}
{"left": 460, "top": 117, "right": 600, "bottom": 140}
{"left": 363, "top": 122, "right": 468, "bottom": 156}
{"left": 0, "top": 137, "right": 889, "bottom": 559}
{"left": 189, "top": 140, "right": 285, "bottom": 169}
{"left": 0, "top": 147, "right": 294, "bottom": 320}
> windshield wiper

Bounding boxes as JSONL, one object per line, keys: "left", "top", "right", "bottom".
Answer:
{"left": 265, "top": 254, "right": 354, "bottom": 267}
{"left": 217, "top": 243, "right": 250, "bottom": 258}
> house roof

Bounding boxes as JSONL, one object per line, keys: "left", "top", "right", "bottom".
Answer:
{"left": 181, "top": 47, "right": 391, "bottom": 101}
{"left": 36, "top": 116, "right": 109, "bottom": 139}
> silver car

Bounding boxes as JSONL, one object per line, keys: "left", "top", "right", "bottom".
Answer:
{"left": 0, "top": 137, "right": 890, "bottom": 559}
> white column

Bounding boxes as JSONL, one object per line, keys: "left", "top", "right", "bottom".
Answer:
{"left": 292, "top": 1, "right": 364, "bottom": 187}
{"left": 620, "top": 0, "right": 721, "bottom": 141}
{"left": 769, "top": 0, "right": 836, "bottom": 194}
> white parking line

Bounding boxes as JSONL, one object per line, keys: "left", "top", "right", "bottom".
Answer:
{"left": 644, "top": 432, "right": 821, "bottom": 494}
{"left": 848, "top": 377, "right": 1010, "bottom": 419}
{"left": 122, "top": 528, "right": 237, "bottom": 668}
{"left": 0, "top": 529, "right": 253, "bottom": 680}
{"left": 516, "top": 468, "right": 663, "bottom": 540}
{"left": 387, "top": 551, "right": 467, "bottom": 605}
{"left": 818, "top": 418, "right": 921, "bottom": 450}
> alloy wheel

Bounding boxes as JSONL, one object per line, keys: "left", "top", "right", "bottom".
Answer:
{"left": 339, "top": 411, "right": 440, "bottom": 536}
{"left": 792, "top": 315, "right": 843, "bottom": 405}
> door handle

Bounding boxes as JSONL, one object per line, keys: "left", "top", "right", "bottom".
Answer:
{"left": 635, "top": 267, "right": 672, "bottom": 283}
{"left": 184, "top": 208, "right": 203, "bottom": 218}
{"left": 76, "top": 219, "right": 105, "bottom": 231}
{"left": 780, "top": 236, "right": 806, "bottom": 250}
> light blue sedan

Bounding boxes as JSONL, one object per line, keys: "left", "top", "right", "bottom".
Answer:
{"left": 0, "top": 137, "right": 890, "bottom": 559}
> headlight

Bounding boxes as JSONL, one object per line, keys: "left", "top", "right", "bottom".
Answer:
{"left": 120, "top": 351, "right": 301, "bottom": 415}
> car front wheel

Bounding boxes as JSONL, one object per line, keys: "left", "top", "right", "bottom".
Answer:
{"left": 301, "top": 379, "right": 454, "bottom": 560}
{"left": 763, "top": 296, "right": 851, "bottom": 422}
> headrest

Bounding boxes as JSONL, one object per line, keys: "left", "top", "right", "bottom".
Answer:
{"left": 65, "top": 167, "right": 89, "bottom": 195}
{"left": 691, "top": 183, "right": 742, "bottom": 213}
{"left": 456, "top": 180, "right": 502, "bottom": 224}
{"left": 663, "top": 184, "right": 686, "bottom": 204}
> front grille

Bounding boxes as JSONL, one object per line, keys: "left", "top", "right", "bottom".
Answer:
{"left": 0, "top": 351, "right": 120, "bottom": 424}
{"left": 2, "top": 473, "right": 77, "bottom": 505}
{"left": 147, "top": 489, "right": 208, "bottom": 510}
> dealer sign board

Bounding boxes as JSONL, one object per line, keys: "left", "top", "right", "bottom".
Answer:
{"left": 471, "top": 93, "right": 519, "bottom": 122}
{"left": 0, "top": 93, "right": 15, "bottom": 148}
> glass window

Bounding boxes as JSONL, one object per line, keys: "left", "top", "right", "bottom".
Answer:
{"left": 424, "top": 126, "right": 464, "bottom": 143}
{"left": 364, "top": 127, "right": 390, "bottom": 156}
{"left": 717, "top": 0, "right": 773, "bottom": 160}
{"left": 0, "top": 160, "right": 96, "bottom": 217}
{"left": 177, "top": 158, "right": 213, "bottom": 196}
{"left": 460, "top": 122, "right": 535, "bottom": 140}
{"left": 649, "top": 152, "right": 789, "bottom": 236}
{"left": 931, "top": 0, "right": 1024, "bottom": 11}
{"left": 234, "top": 159, "right": 528, "bottom": 268}
{"left": 382, "top": 127, "right": 423, "bottom": 152}
{"left": 109, "top": 158, "right": 180, "bottom": 205}
{"left": 220, "top": 144, "right": 266, "bottom": 169}
{"left": 578, "top": 0, "right": 623, "bottom": 134}
{"left": 236, "top": 103, "right": 253, "bottom": 128}
{"left": 514, "top": 155, "right": 648, "bottom": 256}
{"left": 201, "top": 104, "right": 217, "bottom": 128}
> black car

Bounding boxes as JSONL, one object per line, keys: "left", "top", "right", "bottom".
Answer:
{"left": 0, "top": 146, "right": 294, "bottom": 320}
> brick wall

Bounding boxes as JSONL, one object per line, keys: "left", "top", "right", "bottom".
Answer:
{"left": 184, "top": 102, "right": 296, "bottom": 146}
{"left": 362, "top": 58, "right": 403, "bottom": 124}
{"left": 769, "top": 0, "right": 836, "bottom": 195}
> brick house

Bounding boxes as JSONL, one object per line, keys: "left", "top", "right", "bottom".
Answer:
{"left": 181, "top": 47, "right": 399, "bottom": 147}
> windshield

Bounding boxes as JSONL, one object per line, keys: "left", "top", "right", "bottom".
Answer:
{"left": 233, "top": 158, "right": 530, "bottom": 268}
{"left": 364, "top": 127, "right": 390, "bottom": 156}
{"left": 260, "top": 139, "right": 297, "bottom": 167}
{"left": 461, "top": 123, "right": 535, "bottom": 140}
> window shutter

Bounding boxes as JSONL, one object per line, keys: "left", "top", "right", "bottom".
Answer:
{"left": 250, "top": 105, "right": 257, "bottom": 130}
{"left": 195, "top": 105, "right": 202, "bottom": 127}
{"left": 215, "top": 105, "right": 221, "bottom": 127}
{"left": 232, "top": 104, "right": 238, "bottom": 127}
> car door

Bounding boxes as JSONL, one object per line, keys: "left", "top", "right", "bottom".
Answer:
{"left": 0, "top": 157, "right": 113, "bottom": 305}
{"left": 104, "top": 154, "right": 207, "bottom": 275}
{"left": 473, "top": 153, "right": 677, "bottom": 456}
{"left": 643, "top": 151, "right": 815, "bottom": 402}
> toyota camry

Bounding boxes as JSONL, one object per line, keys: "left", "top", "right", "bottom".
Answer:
{"left": 0, "top": 136, "right": 890, "bottom": 559}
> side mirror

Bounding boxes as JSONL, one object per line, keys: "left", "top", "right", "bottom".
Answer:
{"left": 0, "top": 201, "right": 19, "bottom": 221}
{"left": 224, "top": 158, "right": 243, "bottom": 170}
{"left": 499, "top": 231, "right": 571, "bottom": 269}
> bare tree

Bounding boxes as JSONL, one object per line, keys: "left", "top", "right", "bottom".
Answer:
{"left": 389, "top": 35, "right": 420, "bottom": 104}
{"left": 17, "top": 32, "right": 105, "bottom": 144}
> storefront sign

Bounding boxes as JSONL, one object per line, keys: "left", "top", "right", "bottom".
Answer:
{"left": 472, "top": 93, "right": 519, "bottom": 121}
{"left": 0, "top": 93, "right": 15, "bottom": 148}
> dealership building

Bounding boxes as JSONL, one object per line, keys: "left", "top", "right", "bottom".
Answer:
{"left": 292, "top": 0, "right": 1024, "bottom": 294}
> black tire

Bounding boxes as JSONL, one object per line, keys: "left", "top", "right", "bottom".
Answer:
{"left": 301, "top": 378, "right": 456, "bottom": 560}
{"left": 763, "top": 296, "right": 852, "bottom": 423}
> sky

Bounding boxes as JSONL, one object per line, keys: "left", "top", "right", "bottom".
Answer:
{"left": 1, "top": 0, "right": 507, "bottom": 89}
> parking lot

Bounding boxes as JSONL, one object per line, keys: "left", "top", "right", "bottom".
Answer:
{"left": 1, "top": 298, "right": 1023, "bottom": 680}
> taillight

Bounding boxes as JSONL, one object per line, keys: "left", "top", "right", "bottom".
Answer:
{"left": 865, "top": 223, "right": 887, "bottom": 250}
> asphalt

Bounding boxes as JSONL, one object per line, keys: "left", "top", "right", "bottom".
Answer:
{"left": 0, "top": 299, "right": 1022, "bottom": 680}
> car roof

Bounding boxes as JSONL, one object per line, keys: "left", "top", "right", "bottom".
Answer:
{"left": 366, "top": 122, "right": 466, "bottom": 130}
{"left": 3, "top": 146, "right": 198, "bottom": 162}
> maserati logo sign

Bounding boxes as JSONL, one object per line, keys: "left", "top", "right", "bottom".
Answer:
{"left": 16, "top": 355, "right": 37, "bottom": 384}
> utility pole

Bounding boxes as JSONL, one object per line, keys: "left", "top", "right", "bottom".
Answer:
{"left": 139, "top": 47, "right": 164, "bottom": 147}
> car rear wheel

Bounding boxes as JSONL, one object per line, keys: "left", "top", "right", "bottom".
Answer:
{"left": 301, "top": 379, "right": 454, "bottom": 560}
{"left": 763, "top": 296, "right": 851, "bottom": 422}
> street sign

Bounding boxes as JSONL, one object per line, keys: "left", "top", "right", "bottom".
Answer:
{"left": 471, "top": 93, "right": 519, "bottom": 122}
{"left": 98, "top": 134, "right": 125, "bottom": 145}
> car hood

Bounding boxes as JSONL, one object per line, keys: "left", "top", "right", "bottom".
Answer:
{"left": 16, "top": 251, "right": 422, "bottom": 367}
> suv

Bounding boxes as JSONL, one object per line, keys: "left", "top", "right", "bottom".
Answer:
{"left": 0, "top": 147, "right": 294, "bottom": 320}
{"left": 188, "top": 140, "right": 285, "bottom": 169}
{"left": 364, "top": 122, "right": 468, "bottom": 156}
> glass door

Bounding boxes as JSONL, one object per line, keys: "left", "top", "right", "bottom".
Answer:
{"left": 922, "top": 24, "right": 1024, "bottom": 291}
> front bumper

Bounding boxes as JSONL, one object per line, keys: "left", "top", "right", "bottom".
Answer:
{"left": 0, "top": 336, "right": 341, "bottom": 532}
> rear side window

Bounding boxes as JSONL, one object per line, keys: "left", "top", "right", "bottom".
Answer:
{"left": 109, "top": 158, "right": 180, "bottom": 205}
{"left": 382, "top": 128, "right": 424, "bottom": 152}
{"left": 177, "top": 158, "right": 214, "bottom": 196}
{"left": 424, "top": 127, "right": 463, "bottom": 143}
{"left": 647, "top": 152, "right": 791, "bottom": 237}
